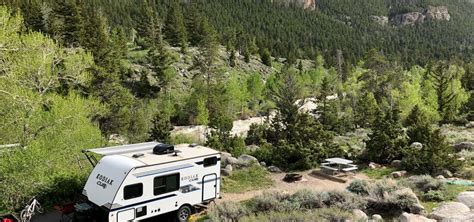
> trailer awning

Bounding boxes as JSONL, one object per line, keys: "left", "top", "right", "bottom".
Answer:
{"left": 84, "top": 142, "right": 160, "bottom": 156}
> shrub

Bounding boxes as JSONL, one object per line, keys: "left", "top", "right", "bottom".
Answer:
{"left": 406, "top": 175, "right": 444, "bottom": 192}
{"left": 421, "top": 190, "right": 445, "bottom": 202}
{"left": 240, "top": 208, "right": 353, "bottom": 222}
{"left": 319, "top": 191, "right": 367, "bottom": 211}
{"left": 290, "top": 189, "right": 324, "bottom": 209}
{"left": 347, "top": 180, "right": 369, "bottom": 195}
{"left": 249, "top": 192, "right": 297, "bottom": 212}
{"left": 210, "top": 201, "right": 249, "bottom": 222}
{"left": 170, "top": 134, "right": 200, "bottom": 145}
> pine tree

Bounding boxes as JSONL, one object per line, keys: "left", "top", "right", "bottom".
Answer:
{"left": 48, "top": 0, "right": 85, "bottom": 47}
{"left": 20, "top": 1, "right": 45, "bottom": 32}
{"left": 149, "top": 111, "right": 172, "bottom": 143}
{"left": 164, "top": 0, "right": 187, "bottom": 50}
{"left": 228, "top": 47, "right": 236, "bottom": 67}
{"left": 428, "top": 62, "right": 469, "bottom": 124}
{"left": 81, "top": 9, "right": 110, "bottom": 68}
{"left": 355, "top": 92, "right": 379, "bottom": 128}
{"left": 147, "top": 44, "right": 177, "bottom": 92}
{"left": 402, "top": 106, "right": 461, "bottom": 174}
{"left": 364, "top": 108, "right": 407, "bottom": 163}
{"left": 260, "top": 47, "right": 272, "bottom": 67}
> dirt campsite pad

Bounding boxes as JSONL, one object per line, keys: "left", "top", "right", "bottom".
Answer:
{"left": 219, "top": 170, "right": 369, "bottom": 203}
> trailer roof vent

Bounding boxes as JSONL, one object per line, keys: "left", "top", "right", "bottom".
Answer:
{"left": 153, "top": 144, "right": 175, "bottom": 155}
{"left": 189, "top": 143, "right": 198, "bottom": 148}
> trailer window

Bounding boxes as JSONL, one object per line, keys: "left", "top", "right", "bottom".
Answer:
{"left": 203, "top": 156, "right": 218, "bottom": 167}
{"left": 154, "top": 173, "right": 179, "bottom": 196}
{"left": 124, "top": 183, "right": 143, "bottom": 200}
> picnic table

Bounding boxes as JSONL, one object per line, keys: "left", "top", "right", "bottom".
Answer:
{"left": 321, "top": 157, "right": 358, "bottom": 175}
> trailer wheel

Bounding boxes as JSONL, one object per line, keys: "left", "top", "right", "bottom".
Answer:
{"left": 177, "top": 205, "right": 192, "bottom": 222}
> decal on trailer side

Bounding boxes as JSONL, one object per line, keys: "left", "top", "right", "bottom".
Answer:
{"left": 96, "top": 173, "right": 114, "bottom": 189}
{"left": 181, "top": 174, "right": 199, "bottom": 183}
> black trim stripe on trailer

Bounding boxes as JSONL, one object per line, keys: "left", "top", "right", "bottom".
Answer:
{"left": 195, "top": 158, "right": 221, "bottom": 165}
{"left": 110, "top": 194, "right": 177, "bottom": 212}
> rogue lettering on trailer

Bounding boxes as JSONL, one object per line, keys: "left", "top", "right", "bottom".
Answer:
{"left": 96, "top": 173, "right": 114, "bottom": 189}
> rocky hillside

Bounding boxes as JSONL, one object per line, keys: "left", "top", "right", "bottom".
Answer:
{"left": 272, "top": 0, "right": 316, "bottom": 10}
{"left": 372, "top": 5, "right": 451, "bottom": 26}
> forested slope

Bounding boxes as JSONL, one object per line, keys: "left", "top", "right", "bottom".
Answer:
{"left": 2, "top": 0, "right": 474, "bottom": 66}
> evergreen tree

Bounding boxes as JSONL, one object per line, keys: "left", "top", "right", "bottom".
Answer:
{"left": 355, "top": 92, "right": 379, "bottom": 128}
{"left": 164, "top": 0, "right": 187, "bottom": 50}
{"left": 228, "top": 47, "right": 236, "bottom": 67}
{"left": 258, "top": 68, "right": 342, "bottom": 170}
{"left": 147, "top": 44, "right": 177, "bottom": 92}
{"left": 364, "top": 108, "right": 407, "bottom": 163}
{"left": 20, "top": 1, "right": 45, "bottom": 32}
{"left": 81, "top": 9, "right": 110, "bottom": 67}
{"left": 428, "top": 62, "right": 469, "bottom": 124}
{"left": 149, "top": 111, "right": 172, "bottom": 143}
{"left": 49, "top": 0, "right": 84, "bottom": 47}
{"left": 260, "top": 47, "right": 272, "bottom": 67}
{"left": 402, "top": 106, "right": 461, "bottom": 174}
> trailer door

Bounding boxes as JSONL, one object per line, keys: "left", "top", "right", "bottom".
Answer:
{"left": 202, "top": 174, "right": 217, "bottom": 201}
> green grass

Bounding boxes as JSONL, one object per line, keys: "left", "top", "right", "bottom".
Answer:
{"left": 361, "top": 167, "right": 397, "bottom": 179}
{"left": 222, "top": 165, "right": 273, "bottom": 193}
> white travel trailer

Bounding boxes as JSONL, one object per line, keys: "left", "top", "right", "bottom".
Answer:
{"left": 79, "top": 142, "right": 221, "bottom": 222}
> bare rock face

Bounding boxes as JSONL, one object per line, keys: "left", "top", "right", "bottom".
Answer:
{"left": 393, "top": 12, "right": 426, "bottom": 26}
{"left": 457, "top": 191, "right": 474, "bottom": 209}
{"left": 390, "top": 5, "right": 450, "bottom": 26}
{"left": 428, "top": 202, "right": 471, "bottom": 221}
{"left": 425, "top": 6, "right": 450, "bottom": 21}
{"left": 371, "top": 15, "right": 389, "bottom": 26}
{"left": 399, "top": 212, "right": 435, "bottom": 222}
{"left": 272, "top": 0, "right": 316, "bottom": 10}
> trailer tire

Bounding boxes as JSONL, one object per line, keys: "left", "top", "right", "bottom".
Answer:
{"left": 177, "top": 205, "right": 192, "bottom": 222}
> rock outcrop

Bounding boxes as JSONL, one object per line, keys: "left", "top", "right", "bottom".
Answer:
{"left": 457, "top": 191, "right": 474, "bottom": 209}
{"left": 399, "top": 212, "right": 435, "bottom": 222}
{"left": 428, "top": 202, "right": 472, "bottom": 221}
{"left": 371, "top": 16, "right": 389, "bottom": 26}
{"left": 425, "top": 6, "right": 450, "bottom": 21}
{"left": 388, "top": 5, "right": 451, "bottom": 26}
{"left": 392, "top": 12, "right": 426, "bottom": 26}
{"left": 272, "top": 0, "right": 316, "bottom": 10}
{"left": 453, "top": 142, "right": 474, "bottom": 152}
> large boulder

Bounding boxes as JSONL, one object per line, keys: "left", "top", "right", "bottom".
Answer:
{"left": 267, "top": 166, "right": 283, "bottom": 173}
{"left": 220, "top": 152, "right": 232, "bottom": 166}
{"left": 369, "top": 162, "right": 382, "bottom": 169}
{"left": 226, "top": 157, "right": 240, "bottom": 166}
{"left": 352, "top": 209, "right": 368, "bottom": 221}
{"left": 457, "top": 191, "right": 474, "bottom": 209}
{"left": 372, "top": 214, "right": 383, "bottom": 221}
{"left": 399, "top": 212, "right": 435, "bottom": 222}
{"left": 453, "top": 142, "right": 474, "bottom": 152}
{"left": 246, "top": 145, "right": 260, "bottom": 152}
{"left": 221, "top": 166, "right": 232, "bottom": 176}
{"left": 391, "top": 160, "right": 402, "bottom": 169}
{"left": 391, "top": 171, "right": 407, "bottom": 178}
{"left": 428, "top": 202, "right": 470, "bottom": 221}
{"left": 410, "top": 142, "right": 423, "bottom": 150}
{"left": 237, "top": 154, "right": 259, "bottom": 167}
{"left": 437, "top": 169, "right": 453, "bottom": 178}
